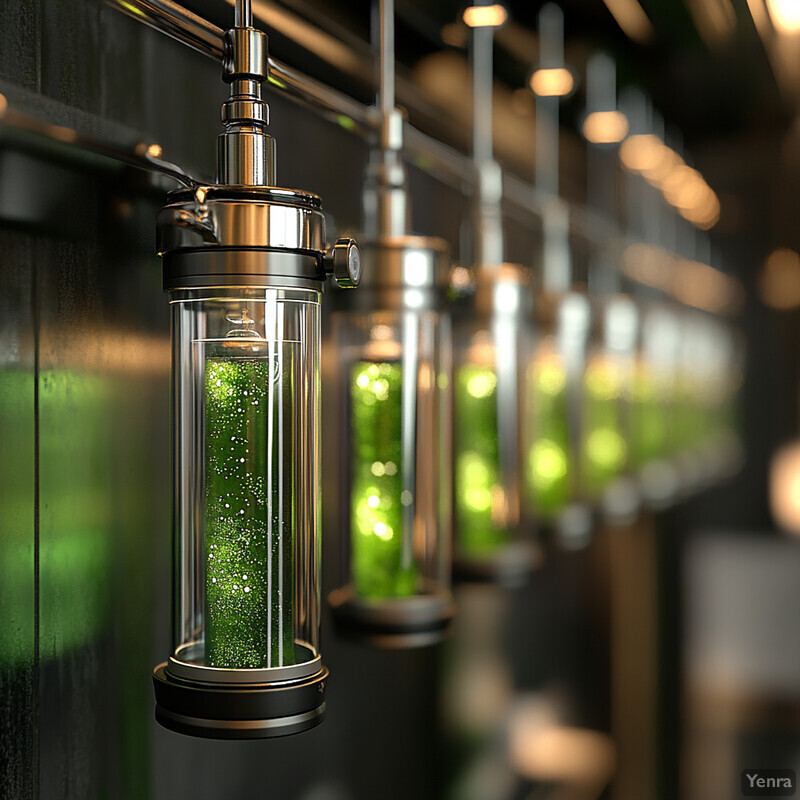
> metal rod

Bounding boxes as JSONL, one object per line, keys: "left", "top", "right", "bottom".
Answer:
{"left": 380, "top": 0, "right": 394, "bottom": 117}
{"left": 472, "top": 26, "right": 493, "bottom": 163}
{"left": 0, "top": 100, "right": 202, "bottom": 187}
{"left": 235, "top": 0, "right": 252, "bottom": 28}
{"left": 112, "top": 0, "right": 225, "bottom": 59}
{"left": 535, "top": 4, "right": 564, "bottom": 197}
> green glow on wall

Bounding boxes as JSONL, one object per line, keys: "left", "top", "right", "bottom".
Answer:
{"left": 350, "top": 361, "right": 417, "bottom": 598}
{"left": 204, "top": 353, "right": 294, "bottom": 669}
{"left": 527, "top": 356, "right": 570, "bottom": 518}
{"left": 454, "top": 363, "right": 509, "bottom": 555}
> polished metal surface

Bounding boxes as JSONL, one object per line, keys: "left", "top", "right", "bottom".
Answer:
{"left": 155, "top": 705, "right": 325, "bottom": 735}
{"left": 329, "top": 237, "right": 361, "bottom": 288}
{"left": 0, "top": 94, "right": 202, "bottom": 188}
{"left": 216, "top": 128, "right": 275, "bottom": 186}
{"left": 473, "top": 160, "right": 504, "bottom": 268}
{"left": 106, "top": 0, "right": 225, "bottom": 59}
{"left": 157, "top": 186, "right": 326, "bottom": 254}
{"left": 217, "top": 25, "right": 274, "bottom": 186}
{"left": 337, "top": 236, "right": 450, "bottom": 312}
{"left": 472, "top": 261, "right": 534, "bottom": 320}
{"left": 167, "top": 642, "right": 323, "bottom": 684}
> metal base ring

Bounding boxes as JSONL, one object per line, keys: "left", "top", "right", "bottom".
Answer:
{"left": 152, "top": 662, "right": 327, "bottom": 740}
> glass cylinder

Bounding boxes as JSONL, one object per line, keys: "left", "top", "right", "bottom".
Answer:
{"left": 580, "top": 295, "right": 640, "bottom": 522}
{"left": 452, "top": 264, "right": 536, "bottom": 584}
{"left": 632, "top": 304, "right": 682, "bottom": 507}
{"left": 525, "top": 292, "right": 593, "bottom": 545}
{"left": 168, "top": 287, "right": 320, "bottom": 675}
{"left": 328, "top": 239, "right": 454, "bottom": 647}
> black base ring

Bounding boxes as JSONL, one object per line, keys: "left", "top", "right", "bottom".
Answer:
{"left": 328, "top": 587, "right": 455, "bottom": 649}
{"left": 453, "top": 540, "right": 540, "bottom": 588}
{"left": 153, "top": 662, "right": 327, "bottom": 740}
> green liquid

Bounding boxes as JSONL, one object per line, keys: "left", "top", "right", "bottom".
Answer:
{"left": 527, "top": 358, "right": 570, "bottom": 518}
{"left": 631, "top": 366, "right": 670, "bottom": 467}
{"left": 350, "top": 361, "right": 417, "bottom": 598}
{"left": 204, "top": 352, "right": 294, "bottom": 668}
{"left": 582, "top": 357, "right": 628, "bottom": 498}
{"left": 454, "top": 364, "right": 509, "bottom": 555}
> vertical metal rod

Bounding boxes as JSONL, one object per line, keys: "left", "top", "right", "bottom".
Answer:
{"left": 379, "top": 0, "right": 394, "bottom": 116}
{"left": 472, "top": 26, "right": 493, "bottom": 163}
{"left": 535, "top": 3, "right": 564, "bottom": 197}
{"left": 587, "top": 52, "right": 620, "bottom": 296}
{"left": 235, "top": 0, "right": 252, "bottom": 28}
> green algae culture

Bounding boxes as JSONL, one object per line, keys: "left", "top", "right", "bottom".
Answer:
{"left": 631, "top": 360, "right": 671, "bottom": 468}
{"left": 204, "top": 349, "right": 295, "bottom": 669}
{"left": 527, "top": 346, "right": 570, "bottom": 519}
{"left": 454, "top": 362, "right": 510, "bottom": 555}
{"left": 582, "top": 354, "right": 628, "bottom": 499}
{"left": 349, "top": 360, "right": 417, "bottom": 598}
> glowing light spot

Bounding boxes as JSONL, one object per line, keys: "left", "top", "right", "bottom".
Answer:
{"left": 401, "top": 490, "right": 413, "bottom": 506}
{"left": 373, "top": 522, "right": 393, "bottom": 540}
{"left": 465, "top": 487, "right": 492, "bottom": 512}
{"left": 585, "top": 361, "right": 621, "bottom": 401}
{"left": 372, "top": 379, "right": 389, "bottom": 400}
{"left": 371, "top": 461, "right": 386, "bottom": 476}
{"left": 356, "top": 371, "right": 370, "bottom": 388}
{"left": 466, "top": 370, "right": 497, "bottom": 399}
{"left": 384, "top": 461, "right": 397, "bottom": 476}
{"left": 529, "top": 440, "right": 568, "bottom": 488}
{"left": 537, "top": 362, "right": 567, "bottom": 395}
{"left": 367, "top": 494, "right": 380, "bottom": 509}
{"left": 587, "top": 427, "right": 626, "bottom": 470}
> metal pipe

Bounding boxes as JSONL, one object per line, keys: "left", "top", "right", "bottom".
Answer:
{"left": 112, "top": 0, "right": 225, "bottom": 59}
{"left": 380, "top": 0, "right": 394, "bottom": 117}
{"left": 235, "top": 0, "right": 252, "bottom": 28}
{"left": 471, "top": 26, "right": 493, "bottom": 164}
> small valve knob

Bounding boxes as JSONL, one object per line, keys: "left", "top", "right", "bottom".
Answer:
{"left": 329, "top": 238, "right": 361, "bottom": 288}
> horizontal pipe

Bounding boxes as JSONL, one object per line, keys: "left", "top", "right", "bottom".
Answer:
{"left": 96, "top": 0, "right": 741, "bottom": 315}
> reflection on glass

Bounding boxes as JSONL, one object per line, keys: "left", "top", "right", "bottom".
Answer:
{"left": 527, "top": 344, "right": 570, "bottom": 518}
{"left": 455, "top": 361, "right": 509, "bottom": 554}
{"left": 350, "top": 360, "right": 417, "bottom": 598}
{"left": 203, "top": 343, "right": 295, "bottom": 669}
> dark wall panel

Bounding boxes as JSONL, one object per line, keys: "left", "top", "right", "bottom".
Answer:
{"left": 0, "top": 230, "right": 37, "bottom": 800}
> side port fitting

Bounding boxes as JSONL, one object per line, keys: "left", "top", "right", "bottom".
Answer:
{"left": 325, "top": 237, "right": 362, "bottom": 288}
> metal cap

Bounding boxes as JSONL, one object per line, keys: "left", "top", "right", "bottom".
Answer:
{"left": 472, "top": 262, "right": 534, "bottom": 320}
{"left": 334, "top": 235, "right": 450, "bottom": 312}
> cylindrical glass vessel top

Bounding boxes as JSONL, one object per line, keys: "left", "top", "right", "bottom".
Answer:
{"left": 169, "top": 287, "right": 320, "bottom": 680}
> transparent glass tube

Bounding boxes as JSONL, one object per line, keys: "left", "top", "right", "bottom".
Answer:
{"left": 580, "top": 298, "right": 637, "bottom": 506}
{"left": 526, "top": 337, "right": 571, "bottom": 519}
{"left": 581, "top": 348, "right": 630, "bottom": 499}
{"left": 170, "top": 287, "right": 320, "bottom": 677}
{"left": 333, "top": 309, "right": 451, "bottom": 602}
{"left": 455, "top": 332, "right": 507, "bottom": 553}
{"left": 453, "top": 312, "right": 530, "bottom": 559}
